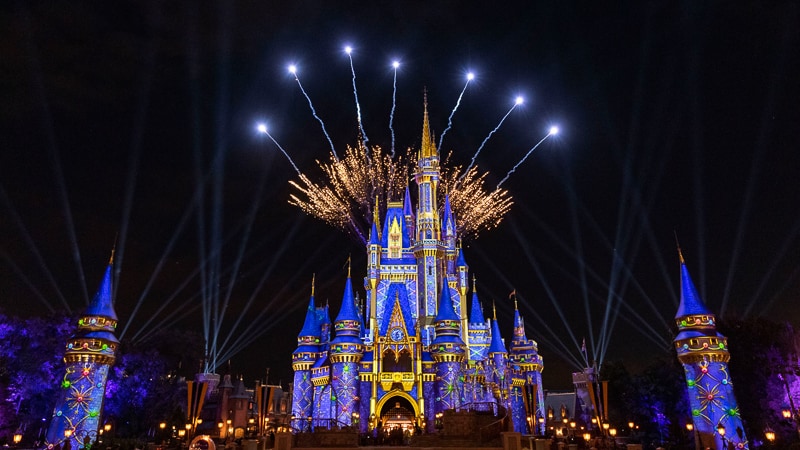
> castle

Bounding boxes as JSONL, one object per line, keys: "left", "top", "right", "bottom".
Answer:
{"left": 290, "top": 106, "right": 546, "bottom": 435}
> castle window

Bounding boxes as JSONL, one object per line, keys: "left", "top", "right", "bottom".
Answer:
{"left": 388, "top": 218, "right": 402, "bottom": 259}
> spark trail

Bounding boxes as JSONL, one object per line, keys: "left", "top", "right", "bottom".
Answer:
{"left": 438, "top": 72, "right": 474, "bottom": 151}
{"left": 389, "top": 60, "right": 399, "bottom": 157}
{"left": 345, "top": 46, "right": 369, "bottom": 151}
{"left": 461, "top": 96, "right": 523, "bottom": 181}
{"left": 289, "top": 65, "right": 338, "bottom": 160}
{"left": 496, "top": 126, "right": 558, "bottom": 189}
{"left": 257, "top": 124, "right": 302, "bottom": 175}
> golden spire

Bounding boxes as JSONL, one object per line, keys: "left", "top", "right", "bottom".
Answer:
{"left": 347, "top": 254, "right": 352, "bottom": 278}
{"left": 492, "top": 300, "right": 497, "bottom": 320}
{"left": 472, "top": 274, "right": 477, "bottom": 293}
{"left": 420, "top": 90, "right": 437, "bottom": 158}
{"left": 311, "top": 273, "right": 316, "bottom": 297}
{"left": 373, "top": 195, "right": 380, "bottom": 231}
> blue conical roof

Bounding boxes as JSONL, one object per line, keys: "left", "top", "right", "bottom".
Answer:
{"left": 369, "top": 220, "right": 380, "bottom": 245}
{"left": 469, "top": 291, "right": 484, "bottom": 324}
{"left": 442, "top": 195, "right": 455, "bottom": 235}
{"left": 298, "top": 294, "right": 319, "bottom": 338}
{"left": 403, "top": 186, "right": 414, "bottom": 218}
{"left": 435, "top": 282, "right": 460, "bottom": 322}
{"left": 456, "top": 247, "right": 467, "bottom": 267}
{"left": 488, "top": 316, "right": 507, "bottom": 354}
{"left": 86, "top": 260, "right": 117, "bottom": 321}
{"left": 334, "top": 276, "right": 360, "bottom": 323}
{"left": 675, "top": 259, "right": 712, "bottom": 319}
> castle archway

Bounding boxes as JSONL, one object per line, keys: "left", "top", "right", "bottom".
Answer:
{"left": 376, "top": 390, "right": 419, "bottom": 434}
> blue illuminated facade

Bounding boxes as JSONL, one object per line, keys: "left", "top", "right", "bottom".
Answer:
{"left": 290, "top": 106, "right": 545, "bottom": 433}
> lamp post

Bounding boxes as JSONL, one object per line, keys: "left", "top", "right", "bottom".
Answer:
{"left": 538, "top": 416, "right": 545, "bottom": 437}
{"left": 13, "top": 429, "right": 23, "bottom": 447}
{"left": 765, "top": 427, "right": 776, "bottom": 447}
{"left": 717, "top": 424, "right": 727, "bottom": 450}
{"left": 686, "top": 422, "right": 700, "bottom": 450}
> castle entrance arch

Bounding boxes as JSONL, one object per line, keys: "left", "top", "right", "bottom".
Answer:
{"left": 376, "top": 391, "right": 418, "bottom": 436}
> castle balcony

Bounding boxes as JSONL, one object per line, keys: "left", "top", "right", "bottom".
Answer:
{"left": 379, "top": 371, "right": 415, "bottom": 391}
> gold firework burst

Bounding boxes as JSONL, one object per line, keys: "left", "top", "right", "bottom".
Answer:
{"left": 289, "top": 141, "right": 512, "bottom": 244}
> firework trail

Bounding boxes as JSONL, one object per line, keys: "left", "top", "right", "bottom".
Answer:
{"left": 389, "top": 61, "right": 399, "bottom": 157}
{"left": 345, "top": 46, "right": 370, "bottom": 151}
{"left": 460, "top": 96, "right": 523, "bottom": 181}
{"left": 438, "top": 72, "right": 474, "bottom": 151}
{"left": 289, "top": 65, "right": 339, "bottom": 160}
{"left": 257, "top": 124, "right": 302, "bottom": 175}
{"left": 495, "top": 127, "right": 558, "bottom": 189}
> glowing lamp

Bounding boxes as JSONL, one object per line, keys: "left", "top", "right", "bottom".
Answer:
{"left": 686, "top": 423, "right": 694, "bottom": 432}
{"left": 591, "top": 417, "right": 597, "bottom": 424}
{"left": 185, "top": 423, "right": 192, "bottom": 431}
{"left": 570, "top": 420, "right": 576, "bottom": 428}
{"left": 538, "top": 417, "right": 545, "bottom": 424}
{"left": 64, "top": 429, "right": 73, "bottom": 438}
{"left": 562, "top": 417, "right": 568, "bottom": 424}
{"left": 104, "top": 423, "right": 111, "bottom": 432}
{"left": 602, "top": 423, "right": 610, "bottom": 431}
{"left": 782, "top": 407, "right": 792, "bottom": 419}
{"left": 159, "top": 422, "right": 167, "bottom": 430}
{"left": 549, "top": 126, "right": 559, "bottom": 135}
{"left": 765, "top": 427, "right": 776, "bottom": 442}
{"left": 178, "top": 430, "right": 186, "bottom": 438}
{"left": 248, "top": 417, "right": 254, "bottom": 424}
{"left": 217, "top": 422, "right": 223, "bottom": 429}
{"left": 13, "top": 432, "right": 23, "bottom": 445}
{"left": 717, "top": 424, "right": 726, "bottom": 436}
{"left": 226, "top": 419, "right": 232, "bottom": 425}
{"left": 628, "top": 421, "right": 634, "bottom": 429}
{"left": 609, "top": 428, "right": 617, "bottom": 437}
{"left": 583, "top": 432, "right": 591, "bottom": 442}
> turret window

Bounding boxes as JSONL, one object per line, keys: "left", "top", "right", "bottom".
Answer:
{"left": 388, "top": 218, "right": 402, "bottom": 259}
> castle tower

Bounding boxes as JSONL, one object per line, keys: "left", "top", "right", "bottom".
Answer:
{"left": 431, "top": 282, "right": 466, "bottom": 413}
{"left": 414, "top": 99, "right": 446, "bottom": 320}
{"left": 674, "top": 250, "right": 748, "bottom": 450}
{"left": 46, "top": 255, "right": 119, "bottom": 449}
{"left": 488, "top": 304, "right": 509, "bottom": 412}
{"left": 329, "top": 266, "right": 363, "bottom": 427}
{"left": 291, "top": 277, "right": 320, "bottom": 432}
{"left": 509, "top": 297, "right": 545, "bottom": 434}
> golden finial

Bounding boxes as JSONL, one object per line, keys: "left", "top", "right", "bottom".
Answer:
{"left": 347, "top": 254, "right": 352, "bottom": 278}
{"left": 373, "top": 195, "right": 380, "bottom": 231}
{"left": 674, "top": 231, "right": 685, "bottom": 264}
{"left": 109, "top": 233, "right": 118, "bottom": 264}
{"left": 472, "top": 274, "right": 477, "bottom": 293}
{"left": 492, "top": 300, "right": 497, "bottom": 321}
{"left": 311, "top": 273, "right": 316, "bottom": 297}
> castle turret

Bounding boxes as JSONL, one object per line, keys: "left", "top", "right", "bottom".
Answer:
{"left": 329, "top": 265, "right": 363, "bottom": 426}
{"left": 431, "top": 282, "right": 465, "bottom": 413}
{"left": 488, "top": 303, "right": 509, "bottom": 407}
{"left": 292, "top": 277, "right": 320, "bottom": 431}
{"left": 674, "top": 249, "right": 747, "bottom": 450}
{"left": 46, "top": 254, "right": 119, "bottom": 449}
{"left": 467, "top": 277, "right": 490, "bottom": 362}
{"left": 509, "top": 297, "right": 545, "bottom": 434}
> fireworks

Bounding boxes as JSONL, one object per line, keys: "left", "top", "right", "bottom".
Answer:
{"left": 288, "top": 141, "right": 513, "bottom": 244}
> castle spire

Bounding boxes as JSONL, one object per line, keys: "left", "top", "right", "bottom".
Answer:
{"left": 675, "top": 249, "right": 711, "bottom": 318}
{"left": 420, "top": 91, "right": 437, "bottom": 158}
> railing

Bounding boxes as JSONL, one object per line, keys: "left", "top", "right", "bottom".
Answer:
{"left": 478, "top": 406, "right": 508, "bottom": 443}
{"left": 458, "top": 402, "right": 499, "bottom": 414}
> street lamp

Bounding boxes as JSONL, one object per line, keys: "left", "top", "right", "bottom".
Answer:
{"left": 765, "top": 427, "right": 776, "bottom": 445}
{"left": 782, "top": 407, "right": 792, "bottom": 420}
{"left": 13, "top": 430, "right": 23, "bottom": 446}
{"left": 717, "top": 424, "right": 727, "bottom": 449}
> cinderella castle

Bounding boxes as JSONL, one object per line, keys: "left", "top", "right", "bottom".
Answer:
{"left": 289, "top": 106, "right": 546, "bottom": 435}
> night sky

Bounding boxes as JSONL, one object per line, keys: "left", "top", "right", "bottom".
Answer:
{"left": 1, "top": 2, "right": 799, "bottom": 389}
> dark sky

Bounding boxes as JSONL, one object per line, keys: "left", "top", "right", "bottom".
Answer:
{"left": 1, "top": 2, "right": 799, "bottom": 389}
